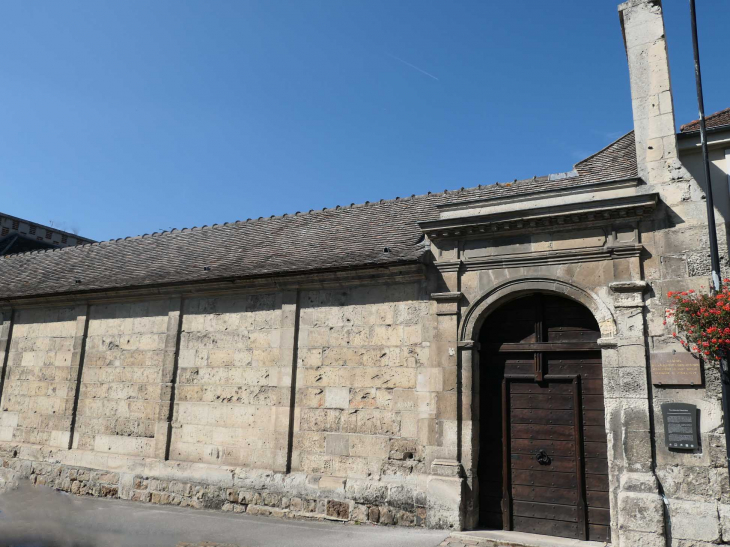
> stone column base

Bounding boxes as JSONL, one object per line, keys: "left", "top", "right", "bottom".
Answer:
{"left": 426, "top": 459, "right": 465, "bottom": 530}
{"left": 617, "top": 472, "right": 666, "bottom": 547}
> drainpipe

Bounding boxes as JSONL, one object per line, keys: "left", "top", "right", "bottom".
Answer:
{"left": 688, "top": 0, "right": 730, "bottom": 486}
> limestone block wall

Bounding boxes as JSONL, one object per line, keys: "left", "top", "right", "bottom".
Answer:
{"left": 0, "top": 306, "right": 80, "bottom": 447}
{"left": 169, "top": 293, "right": 286, "bottom": 468}
{"left": 293, "top": 284, "right": 431, "bottom": 480}
{"left": 73, "top": 300, "right": 171, "bottom": 458}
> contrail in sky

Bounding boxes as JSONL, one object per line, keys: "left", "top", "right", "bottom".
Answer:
{"left": 386, "top": 53, "right": 439, "bottom": 81}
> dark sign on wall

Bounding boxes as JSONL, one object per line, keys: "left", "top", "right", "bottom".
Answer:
{"left": 650, "top": 351, "right": 702, "bottom": 386}
{"left": 661, "top": 403, "right": 698, "bottom": 450}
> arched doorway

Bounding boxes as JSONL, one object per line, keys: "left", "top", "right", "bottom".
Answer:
{"left": 477, "top": 293, "right": 609, "bottom": 542}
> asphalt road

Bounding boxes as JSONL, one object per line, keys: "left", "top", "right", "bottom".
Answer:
{"left": 0, "top": 485, "right": 450, "bottom": 547}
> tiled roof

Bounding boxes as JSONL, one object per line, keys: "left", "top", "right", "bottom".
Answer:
{"left": 680, "top": 107, "right": 730, "bottom": 133}
{"left": 0, "top": 132, "right": 637, "bottom": 300}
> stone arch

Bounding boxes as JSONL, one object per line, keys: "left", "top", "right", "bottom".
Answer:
{"left": 459, "top": 274, "right": 617, "bottom": 535}
{"left": 460, "top": 274, "right": 616, "bottom": 344}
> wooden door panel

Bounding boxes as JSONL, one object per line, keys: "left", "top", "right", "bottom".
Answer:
{"left": 589, "top": 524, "right": 611, "bottom": 542}
{"left": 587, "top": 490, "right": 610, "bottom": 508}
{"left": 511, "top": 383, "right": 574, "bottom": 394}
{"left": 583, "top": 426, "right": 608, "bottom": 442}
{"left": 513, "top": 501, "right": 578, "bottom": 522}
{"left": 512, "top": 470, "right": 577, "bottom": 488}
{"left": 510, "top": 394, "right": 573, "bottom": 409}
{"left": 479, "top": 296, "right": 607, "bottom": 541}
{"left": 585, "top": 458, "right": 609, "bottom": 474}
{"left": 582, "top": 395, "right": 605, "bottom": 410}
{"left": 511, "top": 423, "right": 575, "bottom": 440}
{"left": 511, "top": 408, "right": 575, "bottom": 425}
{"left": 583, "top": 410, "right": 606, "bottom": 426}
{"left": 586, "top": 473, "right": 609, "bottom": 491}
{"left": 512, "top": 485, "right": 578, "bottom": 504}
{"left": 511, "top": 439, "right": 575, "bottom": 456}
{"left": 511, "top": 453, "right": 577, "bottom": 472}
{"left": 513, "top": 517, "right": 580, "bottom": 538}
{"left": 581, "top": 379, "right": 604, "bottom": 394}
{"left": 585, "top": 442, "right": 608, "bottom": 458}
{"left": 588, "top": 507, "right": 611, "bottom": 525}
{"left": 546, "top": 364, "right": 603, "bottom": 378}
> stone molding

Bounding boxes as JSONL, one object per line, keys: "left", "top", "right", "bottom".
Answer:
{"left": 434, "top": 261, "right": 462, "bottom": 274}
{"left": 0, "top": 264, "right": 427, "bottom": 309}
{"left": 430, "top": 459, "right": 464, "bottom": 478}
{"left": 459, "top": 275, "right": 617, "bottom": 342}
{"left": 435, "top": 177, "right": 641, "bottom": 214}
{"left": 610, "top": 280, "right": 648, "bottom": 308}
{"left": 431, "top": 292, "right": 462, "bottom": 316}
{"left": 419, "top": 193, "right": 659, "bottom": 241}
{"left": 459, "top": 244, "right": 643, "bottom": 272}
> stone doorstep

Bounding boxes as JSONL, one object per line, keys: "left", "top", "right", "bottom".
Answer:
{"left": 449, "top": 530, "right": 609, "bottom": 547}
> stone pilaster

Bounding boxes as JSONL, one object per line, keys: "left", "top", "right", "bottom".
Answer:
{"left": 457, "top": 339, "right": 479, "bottom": 530}
{"left": 66, "top": 304, "right": 90, "bottom": 450}
{"left": 607, "top": 281, "right": 666, "bottom": 547}
{"left": 153, "top": 297, "right": 183, "bottom": 460}
{"left": 0, "top": 307, "right": 13, "bottom": 440}
{"left": 277, "top": 290, "right": 299, "bottom": 474}
{"left": 619, "top": 0, "right": 680, "bottom": 185}
{"left": 425, "top": 291, "right": 464, "bottom": 529}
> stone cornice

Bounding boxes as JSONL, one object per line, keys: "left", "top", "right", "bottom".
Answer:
{"left": 0, "top": 263, "right": 428, "bottom": 310}
{"left": 609, "top": 280, "right": 649, "bottom": 293}
{"left": 434, "top": 261, "right": 463, "bottom": 273}
{"left": 460, "top": 245, "right": 643, "bottom": 271}
{"left": 434, "top": 177, "right": 641, "bottom": 213}
{"left": 419, "top": 193, "right": 659, "bottom": 241}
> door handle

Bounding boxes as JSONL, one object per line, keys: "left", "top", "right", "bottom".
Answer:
{"left": 536, "top": 449, "right": 551, "bottom": 465}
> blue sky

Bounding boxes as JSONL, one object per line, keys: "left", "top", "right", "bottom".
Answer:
{"left": 1, "top": 1, "right": 728, "bottom": 241}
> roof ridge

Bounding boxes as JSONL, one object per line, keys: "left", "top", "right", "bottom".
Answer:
{"left": 680, "top": 107, "right": 730, "bottom": 132}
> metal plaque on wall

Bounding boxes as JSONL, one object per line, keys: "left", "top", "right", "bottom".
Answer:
{"left": 650, "top": 351, "right": 702, "bottom": 386}
{"left": 661, "top": 402, "right": 698, "bottom": 450}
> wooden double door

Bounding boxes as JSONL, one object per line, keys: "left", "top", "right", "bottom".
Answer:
{"left": 478, "top": 294, "right": 610, "bottom": 542}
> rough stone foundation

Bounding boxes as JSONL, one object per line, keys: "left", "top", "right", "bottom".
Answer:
{"left": 0, "top": 444, "right": 427, "bottom": 528}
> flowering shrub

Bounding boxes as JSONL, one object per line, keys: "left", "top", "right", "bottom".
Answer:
{"left": 666, "top": 279, "right": 730, "bottom": 361}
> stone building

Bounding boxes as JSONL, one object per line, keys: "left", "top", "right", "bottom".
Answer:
{"left": 1, "top": 1, "right": 729, "bottom": 545}
{"left": 0, "top": 212, "right": 94, "bottom": 255}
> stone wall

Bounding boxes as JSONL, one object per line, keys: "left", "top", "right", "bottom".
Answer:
{"left": 0, "top": 306, "right": 81, "bottom": 447}
{"left": 0, "top": 281, "right": 437, "bottom": 528}
{"left": 170, "top": 293, "right": 286, "bottom": 468}
{"left": 293, "top": 285, "right": 431, "bottom": 482}
{"left": 74, "top": 300, "right": 171, "bottom": 457}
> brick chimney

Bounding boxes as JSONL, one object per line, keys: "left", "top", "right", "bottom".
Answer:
{"left": 619, "top": 0, "right": 680, "bottom": 185}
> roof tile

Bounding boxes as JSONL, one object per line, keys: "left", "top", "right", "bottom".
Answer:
{"left": 0, "top": 132, "right": 637, "bottom": 300}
